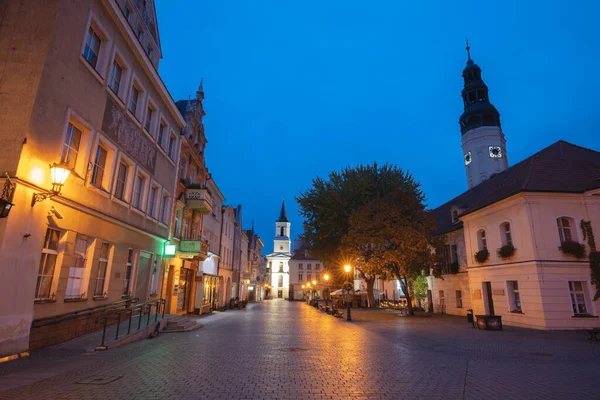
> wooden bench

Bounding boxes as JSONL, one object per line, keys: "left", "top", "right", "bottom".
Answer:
{"left": 588, "top": 328, "right": 600, "bottom": 341}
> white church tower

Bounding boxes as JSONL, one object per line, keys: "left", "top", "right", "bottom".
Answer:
{"left": 266, "top": 200, "right": 292, "bottom": 299}
{"left": 460, "top": 41, "right": 509, "bottom": 189}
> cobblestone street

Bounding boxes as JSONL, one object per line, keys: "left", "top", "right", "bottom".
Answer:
{"left": 1, "top": 301, "right": 599, "bottom": 399}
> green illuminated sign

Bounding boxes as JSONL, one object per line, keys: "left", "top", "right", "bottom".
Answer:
{"left": 164, "top": 244, "right": 176, "bottom": 257}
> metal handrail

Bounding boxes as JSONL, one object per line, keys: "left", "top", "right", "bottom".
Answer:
{"left": 97, "top": 298, "right": 165, "bottom": 348}
{"left": 32, "top": 297, "right": 139, "bottom": 328}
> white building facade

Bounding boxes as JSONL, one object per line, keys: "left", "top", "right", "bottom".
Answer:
{"left": 266, "top": 201, "right": 292, "bottom": 299}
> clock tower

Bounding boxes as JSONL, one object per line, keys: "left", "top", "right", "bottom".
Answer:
{"left": 274, "top": 200, "right": 291, "bottom": 253}
{"left": 459, "top": 41, "right": 508, "bottom": 189}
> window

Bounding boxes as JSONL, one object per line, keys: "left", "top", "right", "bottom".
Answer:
{"left": 307, "top": 263, "right": 312, "bottom": 270}
{"left": 65, "top": 235, "right": 89, "bottom": 299}
{"left": 180, "top": 158, "right": 187, "bottom": 181}
{"left": 501, "top": 222, "right": 512, "bottom": 245}
{"left": 279, "top": 262, "right": 283, "bottom": 272}
{"left": 160, "top": 194, "right": 169, "bottom": 223}
{"left": 145, "top": 107, "right": 153, "bottom": 131}
{"left": 123, "top": 5, "right": 131, "bottom": 19}
{"left": 61, "top": 123, "right": 82, "bottom": 170}
{"left": 35, "top": 228, "right": 60, "bottom": 299}
{"left": 557, "top": 217, "right": 574, "bottom": 243}
{"left": 174, "top": 209, "right": 181, "bottom": 238}
{"left": 298, "top": 263, "right": 303, "bottom": 270}
{"left": 569, "top": 281, "right": 590, "bottom": 315}
{"left": 133, "top": 175, "right": 145, "bottom": 210}
{"left": 129, "top": 86, "right": 139, "bottom": 116}
{"left": 280, "top": 227, "right": 284, "bottom": 236}
{"left": 94, "top": 242, "right": 110, "bottom": 297}
{"left": 82, "top": 27, "right": 101, "bottom": 68}
{"left": 109, "top": 60, "right": 122, "bottom": 94}
{"left": 158, "top": 124, "right": 165, "bottom": 148}
{"left": 148, "top": 186, "right": 157, "bottom": 217}
{"left": 91, "top": 144, "right": 107, "bottom": 188}
{"left": 507, "top": 281, "right": 521, "bottom": 312}
{"left": 477, "top": 229, "right": 487, "bottom": 251}
{"left": 278, "top": 275, "right": 283, "bottom": 287}
{"left": 455, "top": 290, "right": 462, "bottom": 308}
{"left": 450, "top": 244, "right": 458, "bottom": 264}
{"left": 298, "top": 274, "right": 303, "bottom": 282}
{"left": 315, "top": 263, "right": 320, "bottom": 270}
{"left": 123, "top": 249, "right": 134, "bottom": 296}
{"left": 451, "top": 209, "right": 458, "bottom": 223}
{"left": 114, "top": 161, "right": 128, "bottom": 200}
{"left": 439, "top": 290, "right": 445, "bottom": 306}
{"left": 307, "top": 273, "right": 312, "bottom": 281}
{"left": 168, "top": 134, "right": 176, "bottom": 159}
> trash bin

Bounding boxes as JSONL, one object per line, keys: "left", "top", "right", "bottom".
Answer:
{"left": 466, "top": 309, "right": 474, "bottom": 325}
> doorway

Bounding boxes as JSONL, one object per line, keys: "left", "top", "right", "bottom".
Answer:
{"left": 483, "top": 281, "right": 494, "bottom": 315}
{"left": 277, "top": 289, "right": 283, "bottom": 298}
{"left": 177, "top": 268, "right": 193, "bottom": 313}
{"left": 135, "top": 252, "right": 152, "bottom": 301}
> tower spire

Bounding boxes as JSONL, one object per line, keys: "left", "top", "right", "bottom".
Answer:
{"left": 465, "top": 37, "right": 472, "bottom": 62}
{"left": 277, "top": 199, "right": 289, "bottom": 223}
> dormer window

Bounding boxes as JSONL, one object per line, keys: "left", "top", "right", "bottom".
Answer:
{"left": 451, "top": 209, "right": 458, "bottom": 223}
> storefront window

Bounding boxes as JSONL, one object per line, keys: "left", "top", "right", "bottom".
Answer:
{"left": 203, "top": 275, "right": 220, "bottom": 309}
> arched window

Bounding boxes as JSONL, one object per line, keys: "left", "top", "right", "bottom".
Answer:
{"left": 557, "top": 217, "right": 575, "bottom": 243}
{"left": 451, "top": 209, "right": 458, "bottom": 223}
{"left": 280, "top": 226, "right": 284, "bottom": 236}
{"left": 500, "top": 222, "right": 512, "bottom": 246}
{"left": 477, "top": 229, "right": 487, "bottom": 251}
{"left": 279, "top": 262, "right": 283, "bottom": 272}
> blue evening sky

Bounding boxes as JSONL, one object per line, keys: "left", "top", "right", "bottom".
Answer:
{"left": 156, "top": 0, "right": 600, "bottom": 251}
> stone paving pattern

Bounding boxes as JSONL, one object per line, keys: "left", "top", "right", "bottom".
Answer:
{"left": 0, "top": 301, "right": 599, "bottom": 399}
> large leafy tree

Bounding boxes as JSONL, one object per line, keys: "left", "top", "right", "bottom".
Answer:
{"left": 297, "top": 163, "right": 432, "bottom": 307}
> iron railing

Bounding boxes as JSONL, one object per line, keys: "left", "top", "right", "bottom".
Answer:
{"left": 97, "top": 298, "right": 165, "bottom": 348}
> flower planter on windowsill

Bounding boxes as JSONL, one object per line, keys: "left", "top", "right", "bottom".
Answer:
{"left": 476, "top": 315, "right": 503, "bottom": 330}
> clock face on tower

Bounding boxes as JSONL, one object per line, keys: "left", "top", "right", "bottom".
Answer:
{"left": 464, "top": 152, "right": 472, "bottom": 165}
{"left": 489, "top": 146, "right": 503, "bottom": 158}
{"left": 280, "top": 245, "right": 284, "bottom": 250}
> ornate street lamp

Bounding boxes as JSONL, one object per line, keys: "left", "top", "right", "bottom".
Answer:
{"left": 343, "top": 264, "right": 353, "bottom": 321}
{"left": 0, "top": 173, "right": 15, "bottom": 218}
{"left": 31, "top": 162, "right": 72, "bottom": 206}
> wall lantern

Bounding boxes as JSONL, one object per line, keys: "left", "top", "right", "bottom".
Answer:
{"left": 164, "top": 243, "right": 177, "bottom": 257}
{"left": 0, "top": 173, "right": 15, "bottom": 218}
{"left": 0, "top": 198, "right": 13, "bottom": 218}
{"left": 31, "top": 162, "right": 71, "bottom": 206}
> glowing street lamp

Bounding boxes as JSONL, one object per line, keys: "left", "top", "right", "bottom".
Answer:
{"left": 343, "top": 264, "right": 353, "bottom": 321}
{"left": 324, "top": 274, "right": 330, "bottom": 281}
{"left": 312, "top": 280, "right": 317, "bottom": 285}
{"left": 32, "top": 162, "right": 72, "bottom": 206}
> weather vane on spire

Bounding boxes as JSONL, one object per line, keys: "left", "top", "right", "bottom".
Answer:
{"left": 465, "top": 37, "right": 471, "bottom": 61}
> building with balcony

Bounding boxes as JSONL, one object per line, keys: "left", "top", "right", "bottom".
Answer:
{"left": 0, "top": 0, "right": 184, "bottom": 358}
{"left": 162, "top": 82, "right": 211, "bottom": 315}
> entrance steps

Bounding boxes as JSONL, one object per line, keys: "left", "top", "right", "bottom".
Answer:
{"left": 162, "top": 315, "right": 203, "bottom": 333}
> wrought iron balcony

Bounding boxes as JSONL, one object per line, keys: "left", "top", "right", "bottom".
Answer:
{"left": 179, "top": 239, "right": 209, "bottom": 261}
{"left": 185, "top": 185, "right": 212, "bottom": 214}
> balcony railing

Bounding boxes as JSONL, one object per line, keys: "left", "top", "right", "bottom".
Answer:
{"left": 179, "top": 239, "right": 209, "bottom": 260}
{"left": 185, "top": 186, "right": 212, "bottom": 214}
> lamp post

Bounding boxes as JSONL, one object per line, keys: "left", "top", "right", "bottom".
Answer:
{"left": 344, "top": 264, "right": 352, "bottom": 321}
{"left": 323, "top": 273, "right": 330, "bottom": 305}
{"left": 31, "top": 162, "right": 72, "bottom": 206}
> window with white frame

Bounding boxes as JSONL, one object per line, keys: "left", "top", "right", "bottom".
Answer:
{"left": 298, "top": 263, "right": 303, "bottom": 270}
{"left": 307, "top": 273, "right": 311, "bottom": 281}
{"left": 82, "top": 26, "right": 101, "bottom": 69}
{"left": 91, "top": 143, "right": 107, "bottom": 188}
{"left": 568, "top": 281, "right": 590, "bottom": 315}
{"left": 61, "top": 123, "right": 82, "bottom": 170}
{"left": 129, "top": 86, "right": 140, "bottom": 117}
{"left": 132, "top": 174, "right": 145, "bottom": 210}
{"left": 501, "top": 222, "right": 512, "bottom": 246}
{"left": 93, "top": 242, "right": 110, "bottom": 297}
{"left": 114, "top": 161, "right": 129, "bottom": 201}
{"left": 168, "top": 134, "right": 176, "bottom": 159}
{"left": 298, "top": 273, "right": 303, "bottom": 282}
{"left": 315, "top": 263, "right": 320, "bottom": 270}
{"left": 279, "top": 262, "right": 283, "bottom": 272}
{"left": 439, "top": 290, "right": 445, "bottom": 306}
{"left": 455, "top": 290, "right": 462, "bottom": 308}
{"left": 65, "top": 235, "right": 89, "bottom": 299}
{"left": 157, "top": 123, "right": 165, "bottom": 148}
{"left": 477, "top": 229, "right": 487, "bottom": 251}
{"left": 123, "top": 249, "right": 134, "bottom": 296}
{"left": 148, "top": 185, "right": 158, "bottom": 218}
{"left": 557, "top": 217, "right": 575, "bottom": 243}
{"left": 35, "top": 228, "right": 61, "bottom": 299}
{"left": 160, "top": 193, "right": 169, "bottom": 223}
{"left": 144, "top": 106, "right": 153, "bottom": 132}
{"left": 109, "top": 60, "right": 122, "bottom": 95}
{"left": 307, "top": 263, "right": 312, "bottom": 270}
{"left": 507, "top": 280, "right": 521, "bottom": 312}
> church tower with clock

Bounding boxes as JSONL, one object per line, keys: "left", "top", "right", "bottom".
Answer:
{"left": 459, "top": 41, "right": 509, "bottom": 189}
{"left": 266, "top": 200, "right": 292, "bottom": 299}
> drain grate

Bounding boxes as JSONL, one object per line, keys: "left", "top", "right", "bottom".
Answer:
{"left": 76, "top": 375, "right": 123, "bottom": 385}
{"left": 528, "top": 352, "right": 553, "bottom": 357}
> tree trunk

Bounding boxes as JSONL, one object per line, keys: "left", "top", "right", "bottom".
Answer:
{"left": 366, "top": 276, "right": 376, "bottom": 308}
{"left": 399, "top": 276, "right": 414, "bottom": 315}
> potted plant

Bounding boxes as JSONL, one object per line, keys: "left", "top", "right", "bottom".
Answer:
{"left": 474, "top": 249, "right": 490, "bottom": 263}
{"left": 559, "top": 240, "right": 586, "bottom": 259}
{"left": 497, "top": 243, "right": 516, "bottom": 260}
